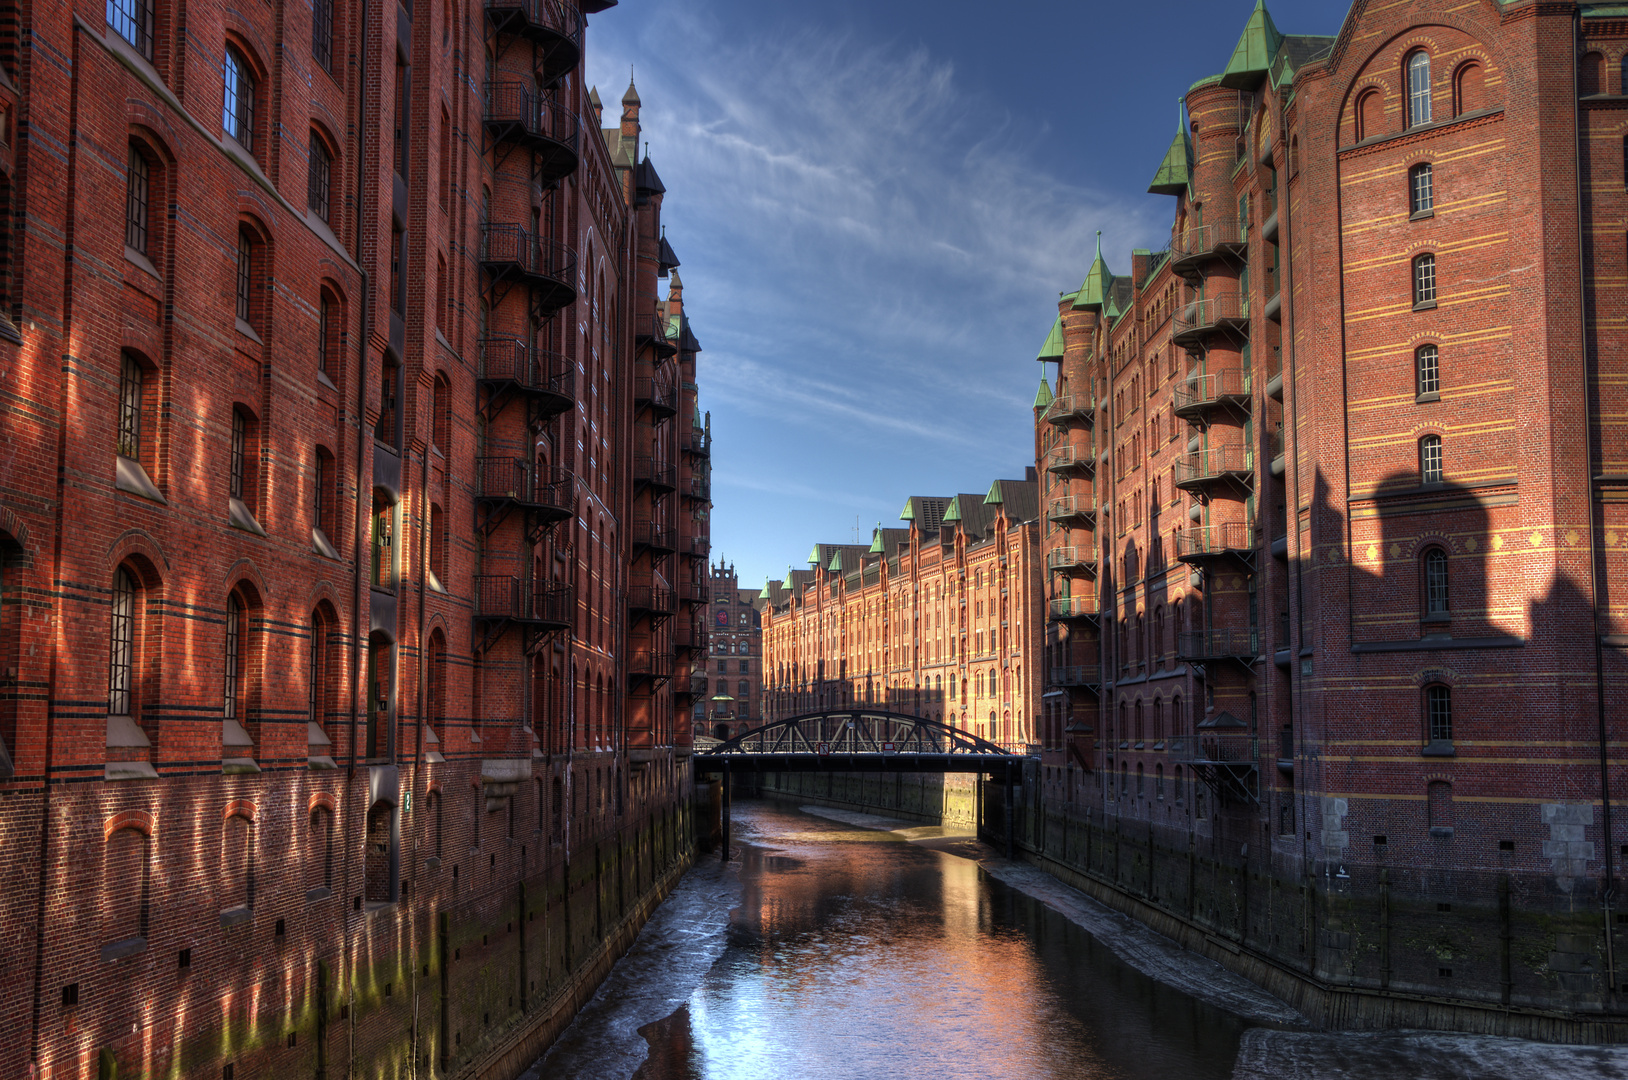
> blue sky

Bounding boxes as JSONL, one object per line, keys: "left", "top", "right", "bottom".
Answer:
{"left": 585, "top": 0, "right": 1353, "bottom": 592}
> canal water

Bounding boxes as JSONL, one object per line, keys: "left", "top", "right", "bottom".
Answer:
{"left": 526, "top": 801, "right": 1628, "bottom": 1080}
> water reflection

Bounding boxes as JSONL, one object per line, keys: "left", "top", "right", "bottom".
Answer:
{"left": 630, "top": 802, "right": 1244, "bottom": 1080}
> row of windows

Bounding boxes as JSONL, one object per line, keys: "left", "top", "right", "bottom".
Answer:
{"left": 108, "top": 0, "right": 336, "bottom": 78}
{"left": 1354, "top": 51, "right": 1486, "bottom": 141}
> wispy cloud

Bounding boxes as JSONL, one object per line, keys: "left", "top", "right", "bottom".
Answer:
{"left": 587, "top": 5, "right": 1165, "bottom": 585}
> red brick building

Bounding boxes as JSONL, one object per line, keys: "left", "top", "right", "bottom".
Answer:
{"left": 762, "top": 478, "right": 1044, "bottom": 751}
{"left": 0, "top": 0, "right": 704, "bottom": 1074}
{"left": 701, "top": 560, "right": 762, "bottom": 742}
{"left": 1023, "top": 0, "right": 1628, "bottom": 1033}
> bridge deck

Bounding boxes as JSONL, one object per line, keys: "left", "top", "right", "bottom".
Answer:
{"left": 693, "top": 751, "right": 1025, "bottom": 775}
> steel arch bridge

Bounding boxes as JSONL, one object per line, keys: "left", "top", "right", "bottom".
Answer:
{"left": 693, "top": 709, "right": 1029, "bottom": 861}
{"left": 693, "top": 709, "right": 1025, "bottom": 776}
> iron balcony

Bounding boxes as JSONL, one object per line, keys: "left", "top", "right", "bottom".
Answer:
{"left": 633, "top": 376, "right": 678, "bottom": 418}
{"left": 627, "top": 585, "right": 676, "bottom": 616}
{"left": 683, "top": 476, "right": 711, "bottom": 503}
{"left": 1174, "top": 521, "right": 1255, "bottom": 564}
{"left": 633, "top": 456, "right": 677, "bottom": 493}
{"left": 479, "top": 224, "right": 577, "bottom": 312}
{"left": 631, "top": 520, "right": 676, "bottom": 552}
{"left": 477, "top": 336, "right": 574, "bottom": 416}
{"left": 636, "top": 313, "right": 678, "bottom": 358}
{"left": 1170, "top": 220, "right": 1246, "bottom": 278}
{"left": 1050, "top": 665, "right": 1101, "bottom": 689}
{"left": 474, "top": 458, "right": 571, "bottom": 517}
{"left": 1177, "top": 628, "right": 1259, "bottom": 662}
{"left": 482, "top": 82, "right": 580, "bottom": 186}
{"left": 683, "top": 430, "right": 711, "bottom": 457}
{"left": 473, "top": 577, "right": 572, "bottom": 629}
{"left": 1173, "top": 446, "right": 1254, "bottom": 491}
{"left": 678, "top": 580, "right": 711, "bottom": 606}
{"left": 483, "top": 0, "right": 582, "bottom": 86}
{"left": 1045, "top": 444, "right": 1096, "bottom": 476}
{"left": 1045, "top": 394, "right": 1095, "bottom": 427}
{"left": 1046, "top": 495, "right": 1097, "bottom": 527}
{"left": 1173, "top": 369, "right": 1251, "bottom": 419}
{"left": 1048, "top": 596, "right": 1097, "bottom": 621}
{"left": 685, "top": 534, "right": 711, "bottom": 558}
{"left": 628, "top": 648, "right": 675, "bottom": 682}
{"left": 1046, "top": 545, "right": 1098, "bottom": 575}
{"left": 1172, "top": 294, "right": 1248, "bottom": 346}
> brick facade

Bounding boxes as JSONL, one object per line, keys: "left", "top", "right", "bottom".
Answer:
{"left": 701, "top": 561, "right": 762, "bottom": 742}
{"left": 1022, "top": 0, "right": 1628, "bottom": 1031}
{"left": 0, "top": 0, "right": 705, "bottom": 1074}
{"left": 762, "top": 478, "right": 1044, "bottom": 751}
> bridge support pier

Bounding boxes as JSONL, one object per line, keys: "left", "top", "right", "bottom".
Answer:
{"left": 721, "top": 760, "right": 731, "bottom": 864}
{"left": 1005, "top": 760, "right": 1015, "bottom": 861}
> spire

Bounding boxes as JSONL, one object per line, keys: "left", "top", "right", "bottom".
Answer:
{"left": 623, "top": 67, "right": 640, "bottom": 105}
{"left": 1036, "top": 315, "right": 1065, "bottom": 362}
{"left": 588, "top": 86, "right": 603, "bottom": 127}
{"left": 1220, "top": 0, "right": 1283, "bottom": 90}
{"left": 1148, "top": 100, "right": 1193, "bottom": 196}
{"left": 1032, "top": 376, "right": 1055, "bottom": 411}
{"left": 1071, "top": 231, "right": 1114, "bottom": 311}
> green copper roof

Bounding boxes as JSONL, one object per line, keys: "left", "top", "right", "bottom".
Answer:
{"left": 1148, "top": 108, "right": 1193, "bottom": 196}
{"left": 1032, "top": 377, "right": 1054, "bottom": 410}
{"left": 1188, "top": 73, "right": 1225, "bottom": 93}
{"left": 899, "top": 497, "right": 915, "bottom": 521}
{"left": 985, "top": 479, "right": 1006, "bottom": 504}
{"left": 942, "top": 495, "right": 963, "bottom": 524}
{"left": 1220, "top": 1, "right": 1283, "bottom": 89}
{"left": 828, "top": 550, "right": 846, "bottom": 572}
{"left": 869, "top": 524, "right": 885, "bottom": 554}
{"left": 1037, "top": 316, "right": 1065, "bottom": 362}
{"left": 1071, "top": 232, "right": 1114, "bottom": 311}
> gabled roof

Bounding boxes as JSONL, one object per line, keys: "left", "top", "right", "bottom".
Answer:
{"left": 1220, "top": 1, "right": 1283, "bottom": 89}
{"left": 1033, "top": 378, "right": 1054, "bottom": 410}
{"left": 899, "top": 495, "right": 951, "bottom": 534}
{"left": 870, "top": 526, "right": 909, "bottom": 555}
{"left": 824, "top": 545, "right": 869, "bottom": 574}
{"left": 984, "top": 478, "right": 1039, "bottom": 524}
{"left": 1148, "top": 108, "right": 1193, "bottom": 196}
{"left": 1037, "top": 315, "right": 1065, "bottom": 362}
{"left": 1072, "top": 233, "right": 1114, "bottom": 311}
{"left": 943, "top": 493, "right": 996, "bottom": 542}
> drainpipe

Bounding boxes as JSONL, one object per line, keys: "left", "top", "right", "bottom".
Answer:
{"left": 1574, "top": 9, "right": 1618, "bottom": 976}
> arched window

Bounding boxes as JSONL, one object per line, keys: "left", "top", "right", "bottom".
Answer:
{"left": 1406, "top": 51, "right": 1432, "bottom": 128}
{"left": 312, "top": 0, "right": 334, "bottom": 70}
{"left": 1420, "top": 434, "right": 1443, "bottom": 484}
{"left": 431, "top": 372, "right": 450, "bottom": 452}
{"left": 307, "top": 129, "right": 333, "bottom": 222}
{"left": 223, "top": 596, "right": 247, "bottom": 729}
{"left": 1136, "top": 762, "right": 1145, "bottom": 797}
{"left": 117, "top": 352, "right": 145, "bottom": 461}
{"left": 108, "top": 566, "right": 138, "bottom": 716}
{"left": 1413, "top": 253, "right": 1437, "bottom": 306}
{"left": 1416, "top": 344, "right": 1439, "bottom": 397}
{"left": 308, "top": 610, "right": 326, "bottom": 725}
{"left": 1456, "top": 62, "right": 1486, "bottom": 114}
{"left": 222, "top": 810, "right": 254, "bottom": 914}
{"left": 1409, "top": 162, "right": 1433, "bottom": 216}
{"left": 1582, "top": 52, "right": 1605, "bottom": 97}
{"left": 371, "top": 492, "right": 394, "bottom": 588}
{"left": 1156, "top": 763, "right": 1164, "bottom": 800}
{"left": 1424, "top": 548, "right": 1450, "bottom": 616}
{"left": 1426, "top": 684, "right": 1452, "bottom": 744}
{"left": 1428, "top": 779, "right": 1454, "bottom": 832}
{"left": 223, "top": 46, "right": 257, "bottom": 151}
{"left": 429, "top": 503, "right": 447, "bottom": 587}
{"left": 126, "top": 146, "right": 151, "bottom": 253}
{"left": 235, "top": 229, "right": 255, "bottom": 325}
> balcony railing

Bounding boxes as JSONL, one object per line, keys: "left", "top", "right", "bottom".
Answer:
{"left": 1046, "top": 495, "right": 1097, "bottom": 525}
{"left": 678, "top": 580, "right": 710, "bottom": 605}
{"left": 1045, "top": 444, "right": 1095, "bottom": 475}
{"left": 632, "top": 521, "right": 676, "bottom": 551}
{"left": 1046, "top": 546, "right": 1097, "bottom": 574}
{"left": 1050, "top": 665, "right": 1100, "bottom": 688}
{"left": 1173, "top": 369, "right": 1251, "bottom": 417}
{"left": 482, "top": 82, "right": 579, "bottom": 183}
{"left": 1177, "top": 629, "right": 1259, "bottom": 661}
{"left": 1174, "top": 521, "right": 1254, "bottom": 562}
{"left": 684, "top": 477, "right": 711, "bottom": 502}
{"left": 474, "top": 577, "right": 572, "bottom": 626}
{"left": 627, "top": 586, "right": 675, "bottom": 614}
{"left": 633, "top": 456, "right": 677, "bottom": 492}
{"left": 474, "top": 458, "right": 571, "bottom": 512}
{"left": 1049, "top": 596, "right": 1096, "bottom": 620}
{"left": 685, "top": 534, "right": 711, "bottom": 558}
{"left": 480, "top": 224, "right": 577, "bottom": 308}
{"left": 483, "top": 0, "right": 583, "bottom": 84}
{"left": 1173, "top": 446, "right": 1254, "bottom": 490}
{"left": 636, "top": 313, "right": 678, "bottom": 357}
{"left": 628, "top": 648, "right": 674, "bottom": 680}
{"left": 1171, "top": 220, "right": 1245, "bottom": 272}
{"left": 478, "top": 336, "right": 573, "bottom": 412}
{"left": 1172, "top": 295, "right": 1248, "bottom": 344}
{"left": 633, "top": 376, "right": 677, "bottom": 416}
{"left": 1045, "top": 394, "right": 1094, "bottom": 426}
{"left": 684, "top": 430, "right": 711, "bottom": 456}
